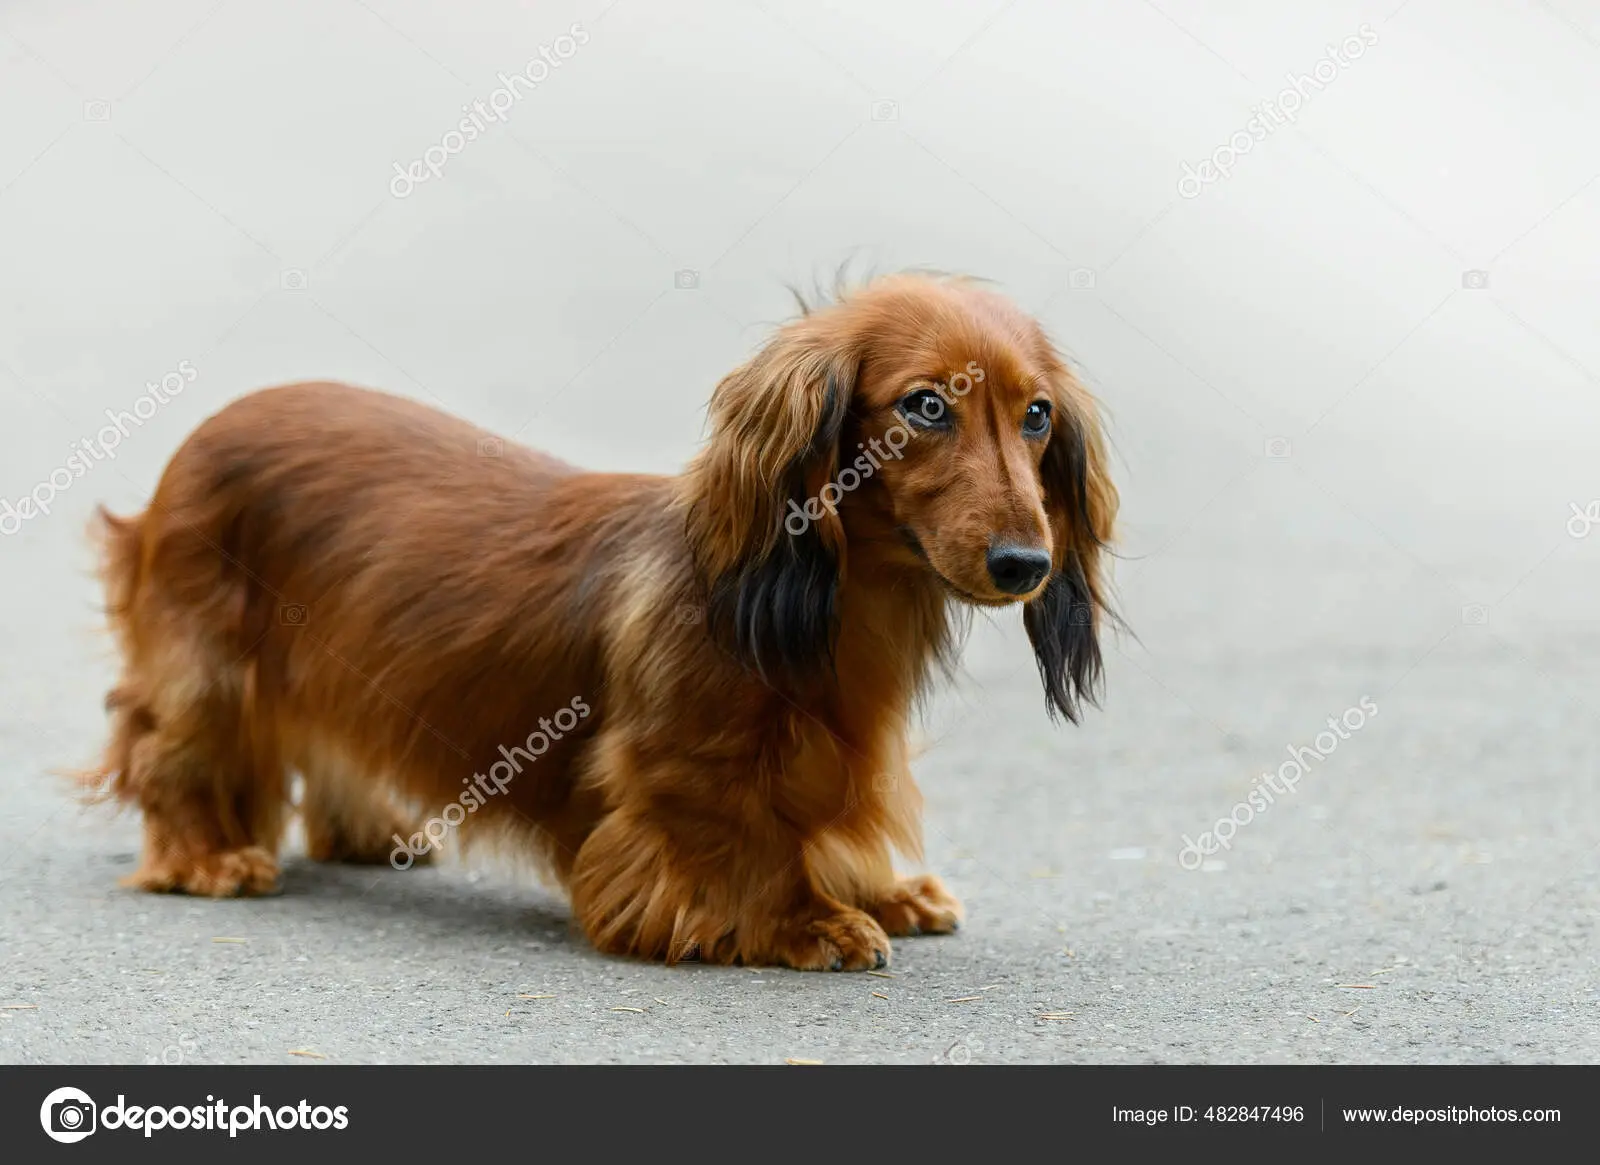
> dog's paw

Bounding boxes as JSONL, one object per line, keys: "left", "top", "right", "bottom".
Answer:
{"left": 866, "top": 874, "right": 963, "bottom": 936}
{"left": 776, "top": 909, "right": 892, "bottom": 972}
{"left": 123, "top": 845, "right": 281, "bottom": 897}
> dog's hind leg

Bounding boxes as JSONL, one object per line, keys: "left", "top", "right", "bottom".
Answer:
{"left": 104, "top": 661, "right": 285, "bottom": 898}
{"left": 88, "top": 505, "right": 284, "bottom": 895}
{"left": 299, "top": 748, "right": 425, "bottom": 867}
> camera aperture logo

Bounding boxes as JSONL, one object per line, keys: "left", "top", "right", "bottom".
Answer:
{"left": 42, "top": 1087, "right": 96, "bottom": 1143}
{"left": 41, "top": 1087, "right": 349, "bottom": 1140}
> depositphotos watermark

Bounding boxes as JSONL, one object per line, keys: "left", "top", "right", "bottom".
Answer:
{"left": 1177, "top": 24, "right": 1379, "bottom": 198}
{"left": 944, "top": 1037, "right": 986, "bottom": 1064}
{"left": 784, "top": 361, "right": 986, "bottom": 535}
{"left": 389, "top": 22, "right": 589, "bottom": 197}
{"left": 147, "top": 1032, "right": 199, "bottom": 1066}
{"left": 1, "top": 360, "right": 197, "bottom": 536}
{"left": 1178, "top": 696, "right": 1377, "bottom": 869}
{"left": 389, "top": 695, "right": 591, "bottom": 868}
{"left": 40, "top": 1086, "right": 348, "bottom": 1142}
{"left": 1567, "top": 500, "right": 1600, "bottom": 538}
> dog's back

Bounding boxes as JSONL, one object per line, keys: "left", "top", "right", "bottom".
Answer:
{"left": 89, "top": 381, "right": 655, "bottom": 893}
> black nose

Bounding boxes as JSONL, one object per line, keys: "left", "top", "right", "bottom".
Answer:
{"left": 986, "top": 544, "right": 1051, "bottom": 595}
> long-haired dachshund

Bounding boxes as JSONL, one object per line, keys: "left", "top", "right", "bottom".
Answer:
{"left": 86, "top": 273, "right": 1117, "bottom": 971}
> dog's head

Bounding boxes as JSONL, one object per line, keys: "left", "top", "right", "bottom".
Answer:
{"left": 681, "top": 274, "right": 1117, "bottom": 719}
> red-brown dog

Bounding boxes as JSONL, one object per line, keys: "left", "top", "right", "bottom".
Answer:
{"left": 87, "top": 273, "right": 1117, "bottom": 971}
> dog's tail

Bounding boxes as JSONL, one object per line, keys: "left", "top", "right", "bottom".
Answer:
{"left": 77, "top": 505, "right": 151, "bottom": 804}
{"left": 95, "top": 505, "right": 146, "bottom": 625}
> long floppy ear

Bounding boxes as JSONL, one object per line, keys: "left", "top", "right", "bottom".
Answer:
{"left": 1023, "top": 356, "right": 1118, "bottom": 722}
{"left": 679, "top": 316, "right": 857, "bottom": 685}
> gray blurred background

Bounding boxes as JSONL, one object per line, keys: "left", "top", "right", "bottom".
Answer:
{"left": 1, "top": 0, "right": 1596, "bottom": 1064}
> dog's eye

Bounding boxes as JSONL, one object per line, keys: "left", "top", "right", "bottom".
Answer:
{"left": 898, "top": 388, "right": 951, "bottom": 429}
{"left": 1023, "top": 400, "right": 1052, "bottom": 436}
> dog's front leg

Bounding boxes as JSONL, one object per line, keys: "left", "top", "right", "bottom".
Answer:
{"left": 860, "top": 874, "right": 964, "bottom": 937}
{"left": 805, "top": 765, "right": 965, "bottom": 938}
{"left": 569, "top": 805, "right": 893, "bottom": 971}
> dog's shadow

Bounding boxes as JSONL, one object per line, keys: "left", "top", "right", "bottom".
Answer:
{"left": 267, "top": 857, "right": 580, "bottom": 952}
{"left": 265, "top": 860, "right": 787, "bottom": 975}
{"left": 107, "top": 853, "right": 780, "bottom": 974}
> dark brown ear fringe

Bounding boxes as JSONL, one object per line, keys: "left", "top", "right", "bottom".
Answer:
{"left": 707, "top": 373, "right": 851, "bottom": 687}
{"left": 1025, "top": 416, "right": 1116, "bottom": 722}
{"left": 689, "top": 362, "right": 854, "bottom": 688}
